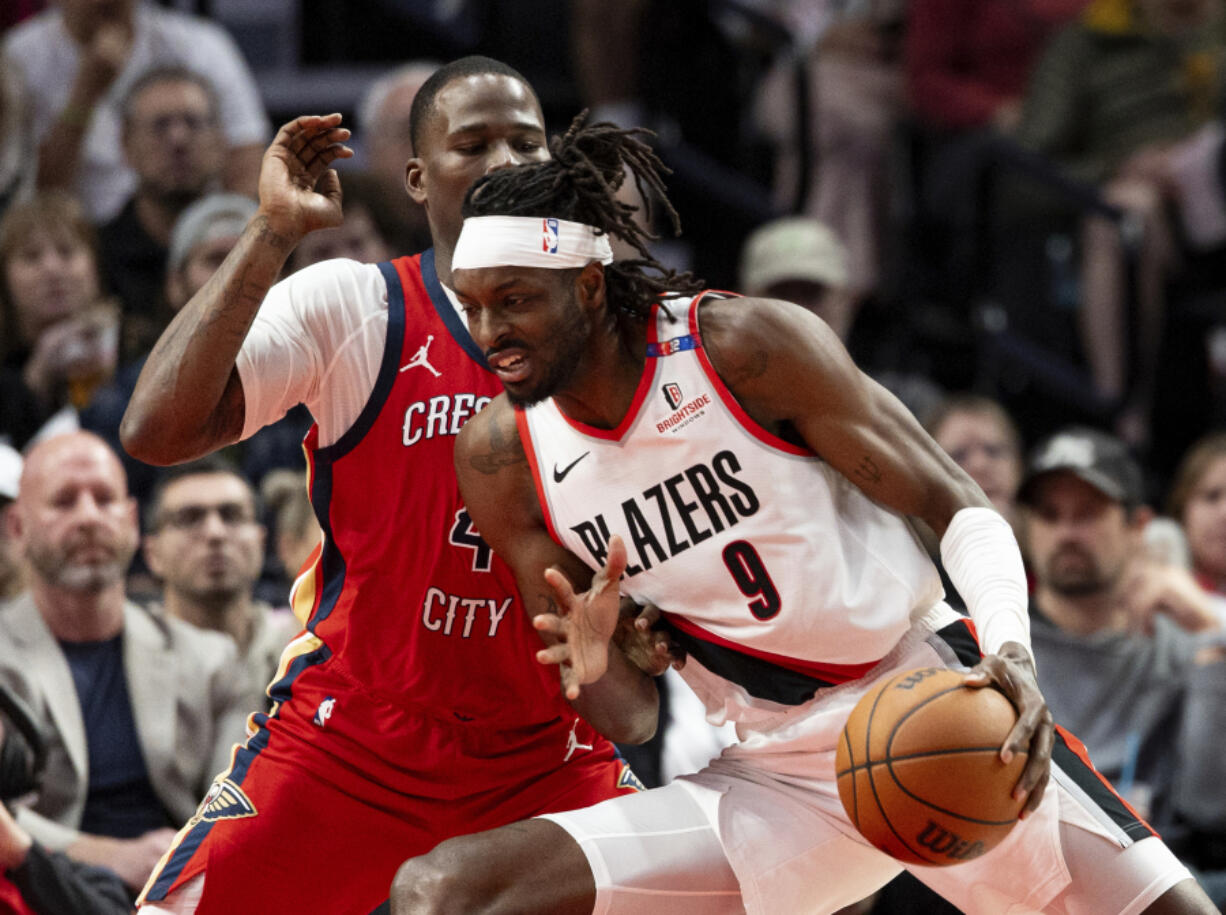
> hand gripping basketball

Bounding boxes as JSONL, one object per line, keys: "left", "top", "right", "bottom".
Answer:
{"left": 836, "top": 668, "right": 1028, "bottom": 866}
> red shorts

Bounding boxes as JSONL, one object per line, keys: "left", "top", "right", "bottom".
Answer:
{"left": 139, "top": 698, "right": 640, "bottom": 915}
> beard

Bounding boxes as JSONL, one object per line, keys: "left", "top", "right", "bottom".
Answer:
{"left": 1040, "top": 544, "right": 1111, "bottom": 597}
{"left": 26, "top": 536, "right": 134, "bottom": 593}
{"left": 502, "top": 299, "right": 592, "bottom": 408}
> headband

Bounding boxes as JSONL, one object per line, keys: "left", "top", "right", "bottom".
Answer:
{"left": 451, "top": 216, "right": 614, "bottom": 270}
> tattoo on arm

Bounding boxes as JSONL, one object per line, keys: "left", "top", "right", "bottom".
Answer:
{"left": 469, "top": 415, "right": 527, "bottom": 475}
{"left": 854, "top": 455, "right": 882, "bottom": 485}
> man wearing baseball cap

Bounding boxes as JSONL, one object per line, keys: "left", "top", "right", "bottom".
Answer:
{"left": 1020, "top": 426, "right": 1226, "bottom": 903}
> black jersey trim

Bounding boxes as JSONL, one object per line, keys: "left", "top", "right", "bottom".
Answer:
{"left": 935, "top": 617, "right": 983, "bottom": 668}
{"left": 663, "top": 620, "right": 839, "bottom": 706}
{"left": 1052, "top": 727, "right": 1156, "bottom": 843}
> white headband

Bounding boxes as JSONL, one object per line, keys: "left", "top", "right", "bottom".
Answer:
{"left": 452, "top": 215, "right": 614, "bottom": 271}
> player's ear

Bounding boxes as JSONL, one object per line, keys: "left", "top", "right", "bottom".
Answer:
{"left": 575, "top": 262, "right": 605, "bottom": 312}
{"left": 406, "top": 157, "right": 426, "bottom": 204}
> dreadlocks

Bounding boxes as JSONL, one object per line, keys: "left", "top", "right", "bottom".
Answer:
{"left": 461, "top": 113, "right": 706, "bottom": 322}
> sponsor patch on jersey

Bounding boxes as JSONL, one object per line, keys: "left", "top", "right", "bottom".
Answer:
{"left": 617, "top": 763, "right": 647, "bottom": 792}
{"left": 646, "top": 333, "right": 701, "bottom": 358}
{"left": 656, "top": 390, "right": 712, "bottom": 435}
{"left": 196, "top": 778, "right": 257, "bottom": 822}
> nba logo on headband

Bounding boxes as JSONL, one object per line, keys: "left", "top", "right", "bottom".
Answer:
{"left": 543, "top": 218, "right": 559, "bottom": 254}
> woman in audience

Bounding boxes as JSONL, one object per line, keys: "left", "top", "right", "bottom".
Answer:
{"left": 0, "top": 191, "right": 118, "bottom": 449}
{"left": 1169, "top": 431, "right": 1226, "bottom": 597}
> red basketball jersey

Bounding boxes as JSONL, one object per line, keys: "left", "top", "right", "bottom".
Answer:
{"left": 274, "top": 251, "right": 615, "bottom": 793}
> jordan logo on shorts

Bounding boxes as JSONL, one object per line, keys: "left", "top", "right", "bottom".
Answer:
{"left": 196, "top": 778, "right": 257, "bottom": 823}
{"left": 564, "top": 719, "right": 593, "bottom": 761}
{"left": 401, "top": 335, "right": 442, "bottom": 378}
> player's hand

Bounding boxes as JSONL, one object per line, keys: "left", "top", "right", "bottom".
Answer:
{"left": 964, "top": 642, "right": 1053, "bottom": 818}
{"left": 614, "top": 600, "right": 685, "bottom": 676}
{"left": 534, "top": 536, "right": 628, "bottom": 700}
{"left": 258, "top": 114, "right": 354, "bottom": 240}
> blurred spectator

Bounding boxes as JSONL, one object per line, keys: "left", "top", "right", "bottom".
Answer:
{"left": 1015, "top": 0, "right": 1226, "bottom": 444}
{"left": 925, "top": 393, "right": 1025, "bottom": 528}
{"left": 907, "top": 0, "right": 1090, "bottom": 134}
{"left": 0, "top": 192, "right": 119, "bottom": 450}
{"left": 0, "top": 445, "right": 24, "bottom": 603}
{"left": 1, "top": 0, "right": 267, "bottom": 223}
{"left": 260, "top": 469, "right": 321, "bottom": 587}
{"left": 356, "top": 60, "right": 438, "bottom": 254}
{"left": 753, "top": 0, "right": 907, "bottom": 315}
{"left": 98, "top": 66, "right": 225, "bottom": 359}
{"left": 904, "top": 0, "right": 1089, "bottom": 306}
{"left": 0, "top": 432, "right": 256, "bottom": 893}
{"left": 0, "top": 1, "right": 45, "bottom": 34}
{"left": 738, "top": 215, "right": 852, "bottom": 338}
{"left": 143, "top": 457, "right": 299, "bottom": 695}
{"left": 0, "top": 55, "right": 33, "bottom": 215}
{"left": 287, "top": 171, "right": 396, "bottom": 273}
{"left": 1168, "top": 431, "right": 1226, "bottom": 595}
{"left": 81, "top": 192, "right": 257, "bottom": 505}
{"left": 0, "top": 702, "right": 131, "bottom": 915}
{"left": 1018, "top": 426, "right": 1226, "bottom": 900}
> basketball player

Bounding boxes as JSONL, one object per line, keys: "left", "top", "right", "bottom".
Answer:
{"left": 120, "top": 58, "right": 663, "bottom": 915}
{"left": 389, "top": 119, "right": 1217, "bottom": 913}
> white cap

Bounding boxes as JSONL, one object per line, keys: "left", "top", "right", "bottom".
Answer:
{"left": 0, "top": 444, "right": 22, "bottom": 501}
{"left": 739, "top": 217, "right": 848, "bottom": 295}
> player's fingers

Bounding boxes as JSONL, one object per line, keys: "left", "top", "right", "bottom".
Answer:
{"left": 532, "top": 612, "right": 565, "bottom": 636}
{"left": 1015, "top": 719, "right": 1054, "bottom": 816}
{"left": 314, "top": 169, "right": 343, "bottom": 208}
{"left": 635, "top": 602, "right": 661, "bottom": 630}
{"left": 591, "top": 535, "right": 628, "bottom": 594}
{"left": 536, "top": 644, "right": 571, "bottom": 666}
{"left": 543, "top": 567, "right": 578, "bottom": 608}
{"left": 279, "top": 115, "right": 343, "bottom": 158}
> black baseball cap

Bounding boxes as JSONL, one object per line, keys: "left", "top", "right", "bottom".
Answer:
{"left": 1017, "top": 427, "right": 1144, "bottom": 508}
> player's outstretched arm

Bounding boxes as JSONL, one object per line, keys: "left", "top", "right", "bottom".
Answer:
{"left": 699, "top": 295, "right": 1052, "bottom": 812}
{"left": 121, "top": 115, "right": 353, "bottom": 465}
{"left": 454, "top": 397, "right": 659, "bottom": 744}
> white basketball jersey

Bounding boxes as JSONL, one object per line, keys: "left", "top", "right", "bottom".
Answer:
{"left": 517, "top": 295, "right": 943, "bottom": 723}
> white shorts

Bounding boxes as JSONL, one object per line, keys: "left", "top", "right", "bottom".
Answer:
{"left": 540, "top": 607, "right": 1192, "bottom": 915}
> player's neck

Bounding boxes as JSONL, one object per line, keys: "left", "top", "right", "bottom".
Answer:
{"left": 551, "top": 322, "right": 643, "bottom": 430}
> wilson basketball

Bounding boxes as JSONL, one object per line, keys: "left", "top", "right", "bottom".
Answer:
{"left": 835, "top": 667, "right": 1027, "bottom": 866}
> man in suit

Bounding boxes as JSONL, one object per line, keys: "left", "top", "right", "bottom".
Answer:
{"left": 0, "top": 431, "right": 256, "bottom": 893}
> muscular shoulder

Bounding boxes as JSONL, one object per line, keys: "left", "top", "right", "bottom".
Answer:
{"left": 697, "top": 294, "right": 860, "bottom": 421}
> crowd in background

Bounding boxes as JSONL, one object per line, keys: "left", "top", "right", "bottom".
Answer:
{"left": 1, "top": 0, "right": 1226, "bottom": 910}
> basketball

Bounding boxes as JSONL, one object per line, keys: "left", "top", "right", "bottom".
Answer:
{"left": 835, "top": 667, "right": 1027, "bottom": 866}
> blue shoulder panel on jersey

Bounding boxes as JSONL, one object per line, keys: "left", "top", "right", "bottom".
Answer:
{"left": 315, "top": 260, "right": 408, "bottom": 461}
{"left": 421, "top": 248, "right": 489, "bottom": 369}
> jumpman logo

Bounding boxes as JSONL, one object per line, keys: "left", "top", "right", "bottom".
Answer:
{"left": 564, "top": 720, "right": 594, "bottom": 762}
{"left": 401, "top": 335, "right": 441, "bottom": 377}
